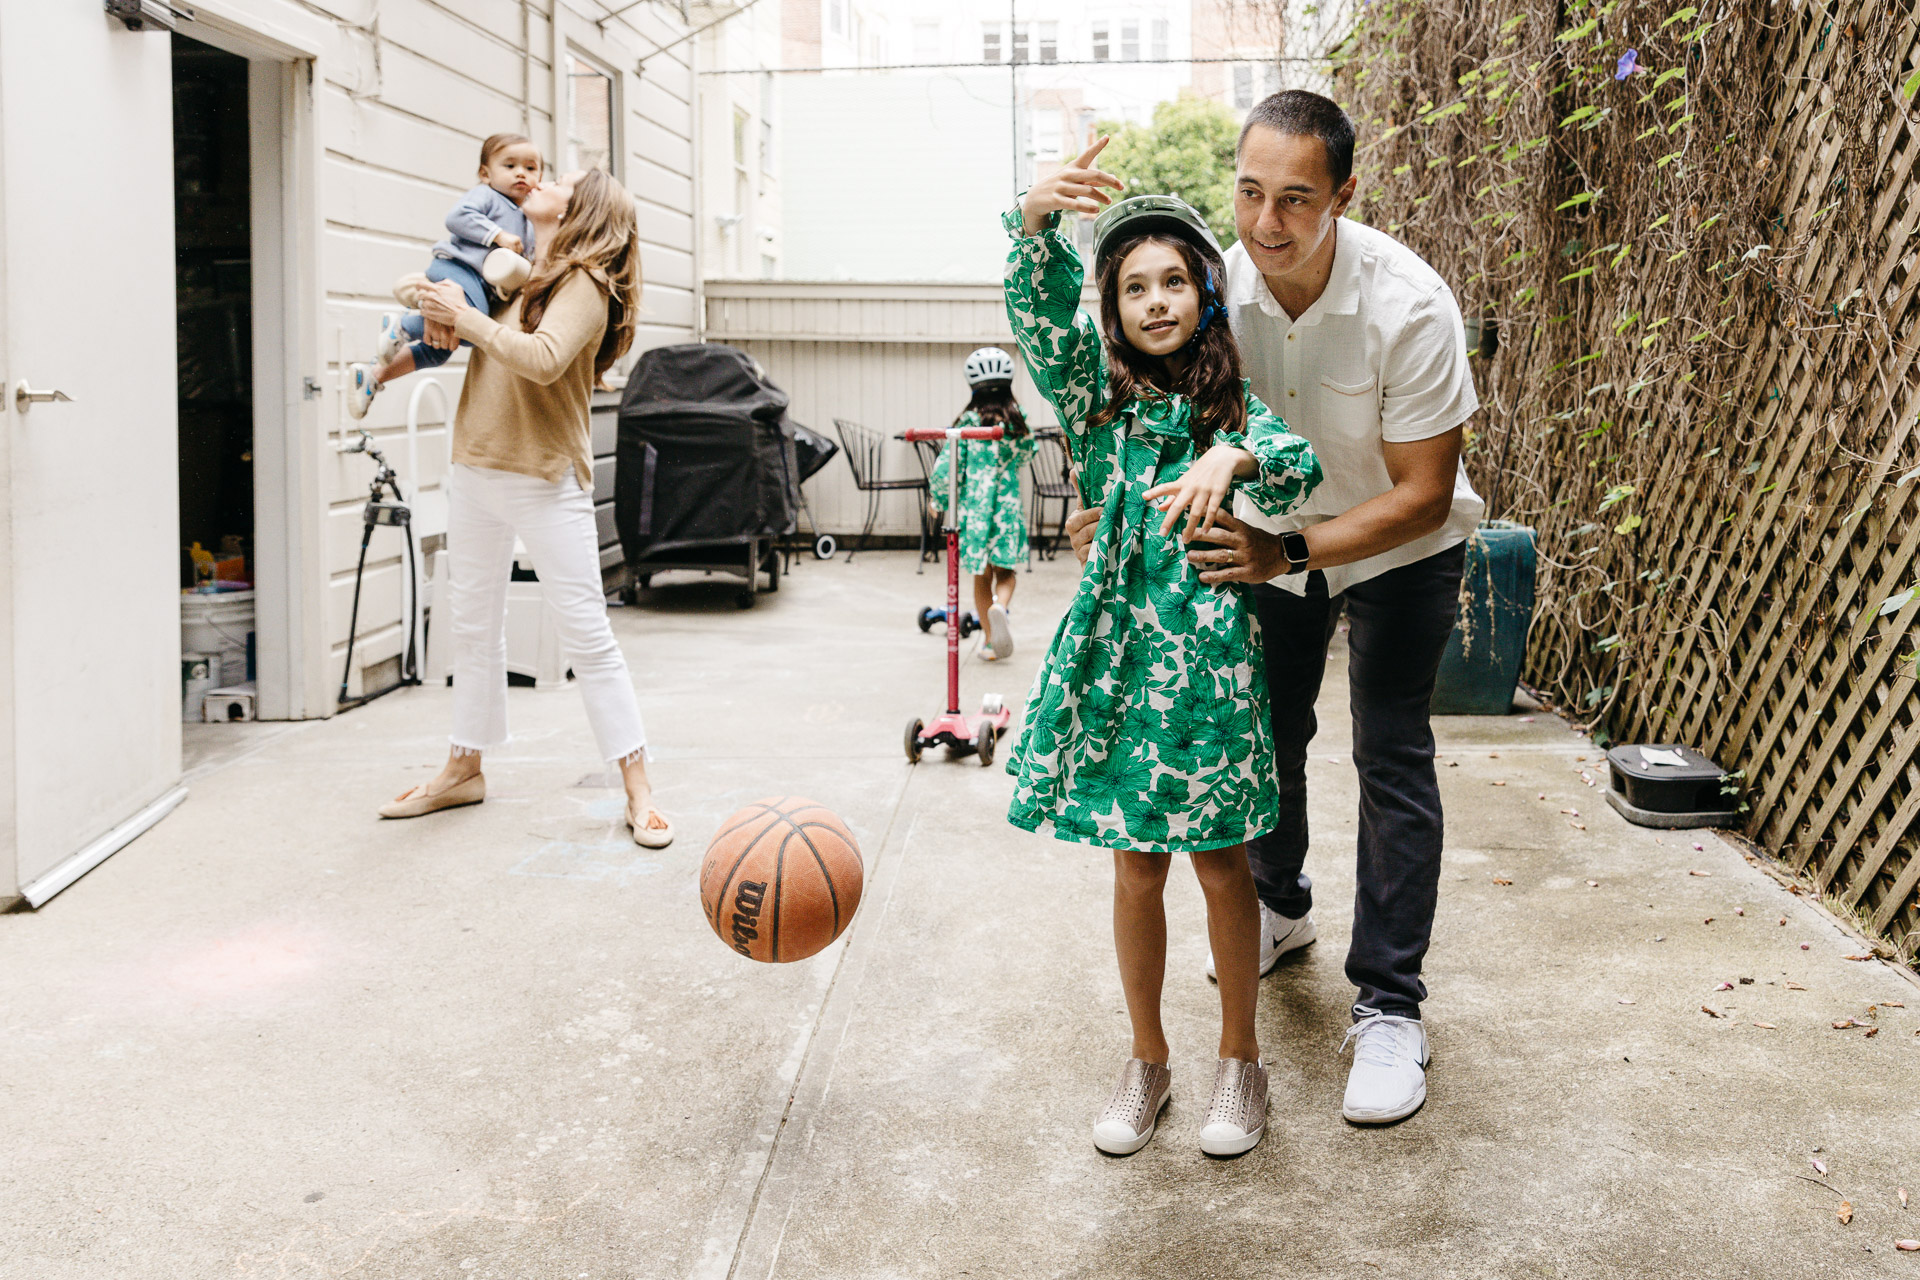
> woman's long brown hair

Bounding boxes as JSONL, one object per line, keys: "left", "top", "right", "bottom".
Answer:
{"left": 518, "top": 169, "right": 642, "bottom": 381}
{"left": 1088, "top": 231, "right": 1245, "bottom": 451}
{"left": 956, "top": 379, "right": 1029, "bottom": 437}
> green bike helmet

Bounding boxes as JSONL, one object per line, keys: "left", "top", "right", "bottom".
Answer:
{"left": 1091, "top": 194, "right": 1225, "bottom": 271}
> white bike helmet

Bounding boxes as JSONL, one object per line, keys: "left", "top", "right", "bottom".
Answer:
{"left": 964, "top": 346, "right": 1017, "bottom": 387}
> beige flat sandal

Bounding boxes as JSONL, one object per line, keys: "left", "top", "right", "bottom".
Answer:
{"left": 628, "top": 802, "right": 674, "bottom": 849}
{"left": 379, "top": 772, "right": 485, "bottom": 819}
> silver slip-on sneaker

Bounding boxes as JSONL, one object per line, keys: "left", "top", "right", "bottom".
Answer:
{"left": 1199, "top": 1057, "right": 1268, "bottom": 1156}
{"left": 1092, "top": 1058, "right": 1172, "bottom": 1156}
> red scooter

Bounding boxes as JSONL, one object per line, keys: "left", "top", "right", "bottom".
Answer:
{"left": 902, "top": 422, "right": 1015, "bottom": 766}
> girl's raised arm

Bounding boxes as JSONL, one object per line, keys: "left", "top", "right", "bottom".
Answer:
{"left": 1001, "top": 138, "right": 1124, "bottom": 433}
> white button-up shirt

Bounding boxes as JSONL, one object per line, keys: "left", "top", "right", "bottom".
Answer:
{"left": 1225, "top": 216, "right": 1484, "bottom": 597}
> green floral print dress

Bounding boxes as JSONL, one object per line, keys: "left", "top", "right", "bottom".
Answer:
{"left": 1000, "top": 207, "right": 1324, "bottom": 853}
{"left": 927, "top": 410, "right": 1038, "bottom": 575}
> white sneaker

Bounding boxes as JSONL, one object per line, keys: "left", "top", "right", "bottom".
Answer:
{"left": 986, "top": 603, "right": 1014, "bottom": 660}
{"left": 376, "top": 312, "right": 411, "bottom": 364}
{"left": 1339, "top": 1009, "right": 1429, "bottom": 1124}
{"left": 1206, "top": 902, "right": 1316, "bottom": 981}
{"left": 345, "top": 362, "right": 381, "bottom": 420}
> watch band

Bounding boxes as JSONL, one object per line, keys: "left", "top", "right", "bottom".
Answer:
{"left": 1279, "top": 530, "right": 1311, "bottom": 574}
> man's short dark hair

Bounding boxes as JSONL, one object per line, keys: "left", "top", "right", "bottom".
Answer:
{"left": 1237, "top": 90, "right": 1355, "bottom": 189}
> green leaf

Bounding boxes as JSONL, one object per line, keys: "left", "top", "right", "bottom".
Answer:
{"left": 1561, "top": 105, "right": 1600, "bottom": 126}
{"left": 1659, "top": 6, "right": 1697, "bottom": 29}
{"left": 1879, "top": 587, "right": 1917, "bottom": 617}
{"left": 1896, "top": 466, "right": 1920, "bottom": 487}
{"left": 1652, "top": 67, "right": 1687, "bottom": 88}
{"left": 1903, "top": 68, "right": 1920, "bottom": 104}
{"left": 1558, "top": 16, "right": 1600, "bottom": 40}
{"left": 1560, "top": 266, "right": 1597, "bottom": 282}
{"left": 1598, "top": 483, "right": 1635, "bottom": 511}
{"left": 1556, "top": 191, "right": 1599, "bottom": 210}
{"left": 1614, "top": 513, "right": 1642, "bottom": 535}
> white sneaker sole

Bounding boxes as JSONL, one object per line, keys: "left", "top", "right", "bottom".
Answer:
{"left": 987, "top": 604, "right": 1013, "bottom": 659}
{"left": 376, "top": 315, "right": 408, "bottom": 365}
{"left": 1341, "top": 1075, "right": 1428, "bottom": 1125}
{"left": 1199, "top": 1122, "right": 1264, "bottom": 1156}
{"left": 1092, "top": 1093, "right": 1168, "bottom": 1156}
{"left": 1206, "top": 916, "right": 1317, "bottom": 982}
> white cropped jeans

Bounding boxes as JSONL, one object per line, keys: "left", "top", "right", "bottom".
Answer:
{"left": 444, "top": 463, "right": 648, "bottom": 763}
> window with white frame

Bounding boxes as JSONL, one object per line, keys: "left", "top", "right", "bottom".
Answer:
{"left": 1234, "top": 61, "right": 1283, "bottom": 108}
{"left": 913, "top": 20, "right": 940, "bottom": 62}
{"left": 566, "top": 53, "right": 616, "bottom": 175}
{"left": 1011, "top": 23, "right": 1029, "bottom": 64}
{"left": 1031, "top": 107, "right": 1064, "bottom": 159}
{"left": 1120, "top": 19, "right": 1139, "bottom": 61}
{"left": 982, "top": 22, "right": 1002, "bottom": 62}
{"left": 1091, "top": 20, "right": 1109, "bottom": 60}
{"left": 828, "top": 0, "right": 845, "bottom": 37}
{"left": 759, "top": 73, "right": 774, "bottom": 177}
{"left": 1038, "top": 21, "right": 1058, "bottom": 63}
{"left": 1151, "top": 19, "right": 1168, "bottom": 60}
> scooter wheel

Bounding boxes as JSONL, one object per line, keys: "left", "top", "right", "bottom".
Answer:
{"left": 975, "top": 723, "right": 997, "bottom": 767}
{"left": 960, "top": 612, "right": 980, "bottom": 638}
{"left": 917, "top": 607, "right": 938, "bottom": 633}
{"left": 813, "top": 534, "right": 837, "bottom": 560}
{"left": 904, "top": 717, "right": 925, "bottom": 764}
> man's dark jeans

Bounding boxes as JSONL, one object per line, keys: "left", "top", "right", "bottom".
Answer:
{"left": 1246, "top": 542, "right": 1467, "bottom": 1019}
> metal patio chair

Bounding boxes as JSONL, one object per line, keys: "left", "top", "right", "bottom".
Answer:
{"left": 834, "top": 418, "right": 932, "bottom": 566}
{"left": 1028, "top": 431, "right": 1076, "bottom": 561}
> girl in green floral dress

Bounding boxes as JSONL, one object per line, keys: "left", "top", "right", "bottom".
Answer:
{"left": 927, "top": 347, "right": 1036, "bottom": 660}
{"left": 1003, "top": 141, "right": 1322, "bottom": 1157}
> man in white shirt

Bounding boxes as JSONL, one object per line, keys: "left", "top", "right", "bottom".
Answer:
{"left": 1067, "top": 91, "right": 1481, "bottom": 1125}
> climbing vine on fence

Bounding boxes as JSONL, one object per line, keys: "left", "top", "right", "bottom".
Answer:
{"left": 1333, "top": 0, "right": 1920, "bottom": 952}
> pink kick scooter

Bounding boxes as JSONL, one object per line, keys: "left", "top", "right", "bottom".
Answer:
{"left": 902, "top": 422, "right": 1014, "bottom": 766}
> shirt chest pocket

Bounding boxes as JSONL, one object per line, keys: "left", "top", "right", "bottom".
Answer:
{"left": 1319, "top": 373, "right": 1380, "bottom": 440}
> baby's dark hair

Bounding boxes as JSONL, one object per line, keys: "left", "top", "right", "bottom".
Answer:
{"left": 479, "top": 132, "right": 538, "bottom": 172}
{"left": 959, "top": 380, "right": 1029, "bottom": 438}
{"left": 1090, "top": 231, "right": 1245, "bottom": 450}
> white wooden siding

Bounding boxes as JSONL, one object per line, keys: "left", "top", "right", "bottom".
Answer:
{"left": 301, "top": 0, "right": 697, "bottom": 694}
{"left": 703, "top": 280, "right": 1091, "bottom": 537}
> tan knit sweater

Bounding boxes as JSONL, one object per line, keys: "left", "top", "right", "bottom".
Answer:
{"left": 450, "top": 268, "right": 608, "bottom": 491}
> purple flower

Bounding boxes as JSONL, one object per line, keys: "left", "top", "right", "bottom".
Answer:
{"left": 1614, "top": 48, "right": 1639, "bottom": 79}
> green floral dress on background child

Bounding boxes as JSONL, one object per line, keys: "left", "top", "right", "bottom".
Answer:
{"left": 928, "top": 410, "right": 1038, "bottom": 574}
{"left": 1001, "top": 207, "right": 1323, "bottom": 853}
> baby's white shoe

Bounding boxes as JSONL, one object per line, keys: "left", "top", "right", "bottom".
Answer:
{"left": 392, "top": 271, "right": 430, "bottom": 308}
{"left": 376, "top": 313, "right": 410, "bottom": 365}
{"left": 482, "top": 247, "right": 532, "bottom": 299}
{"left": 345, "top": 363, "right": 381, "bottom": 420}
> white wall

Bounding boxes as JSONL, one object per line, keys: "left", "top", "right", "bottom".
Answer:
{"left": 705, "top": 280, "right": 1093, "bottom": 537}
{"left": 310, "top": 0, "right": 697, "bottom": 698}
{"left": 781, "top": 70, "right": 1015, "bottom": 283}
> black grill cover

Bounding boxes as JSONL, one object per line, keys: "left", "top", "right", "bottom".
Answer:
{"left": 615, "top": 343, "right": 811, "bottom": 559}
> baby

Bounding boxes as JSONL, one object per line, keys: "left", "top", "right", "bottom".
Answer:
{"left": 346, "top": 132, "right": 544, "bottom": 419}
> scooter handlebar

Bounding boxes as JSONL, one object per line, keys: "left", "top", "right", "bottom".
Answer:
{"left": 901, "top": 426, "right": 1004, "bottom": 442}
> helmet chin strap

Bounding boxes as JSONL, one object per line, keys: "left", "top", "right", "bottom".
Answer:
{"left": 1180, "top": 265, "right": 1229, "bottom": 353}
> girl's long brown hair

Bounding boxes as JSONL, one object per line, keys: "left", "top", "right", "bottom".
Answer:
{"left": 1088, "top": 231, "right": 1245, "bottom": 450}
{"left": 956, "top": 379, "right": 1029, "bottom": 438}
{"left": 519, "top": 169, "right": 642, "bottom": 381}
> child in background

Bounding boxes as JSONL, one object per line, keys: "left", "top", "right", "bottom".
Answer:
{"left": 1001, "top": 142, "right": 1321, "bottom": 1158}
{"left": 927, "top": 347, "right": 1036, "bottom": 660}
{"left": 345, "top": 132, "right": 544, "bottom": 419}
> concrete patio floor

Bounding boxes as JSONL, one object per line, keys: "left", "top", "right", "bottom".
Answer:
{"left": 4, "top": 550, "right": 1918, "bottom": 1280}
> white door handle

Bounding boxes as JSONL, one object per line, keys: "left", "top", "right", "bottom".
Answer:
{"left": 14, "top": 380, "right": 74, "bottom": 414}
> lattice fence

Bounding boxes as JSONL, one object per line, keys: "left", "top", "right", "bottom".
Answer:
{"left": 1333, "top": 0, "right": 1920, "bottom": 953}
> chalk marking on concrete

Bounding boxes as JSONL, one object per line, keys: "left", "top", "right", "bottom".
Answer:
{"left": 690, "top": 769, "right": 921, "bottom": 1280}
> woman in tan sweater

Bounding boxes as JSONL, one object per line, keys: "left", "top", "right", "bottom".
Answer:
{"left": 379, "top": 169, "right": 672, "bottom": 847}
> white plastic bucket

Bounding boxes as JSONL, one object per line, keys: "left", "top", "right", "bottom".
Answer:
{"left": 181, "top": 589, "right": 254, "bottom": 686}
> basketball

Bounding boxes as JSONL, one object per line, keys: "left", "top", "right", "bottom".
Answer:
{"left": 700, "top": 796, "right": 865, "bottom": 963}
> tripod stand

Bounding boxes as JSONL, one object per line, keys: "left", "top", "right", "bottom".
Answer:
{"left": 338, "top": 429, "right": 422, "bottom": 708}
